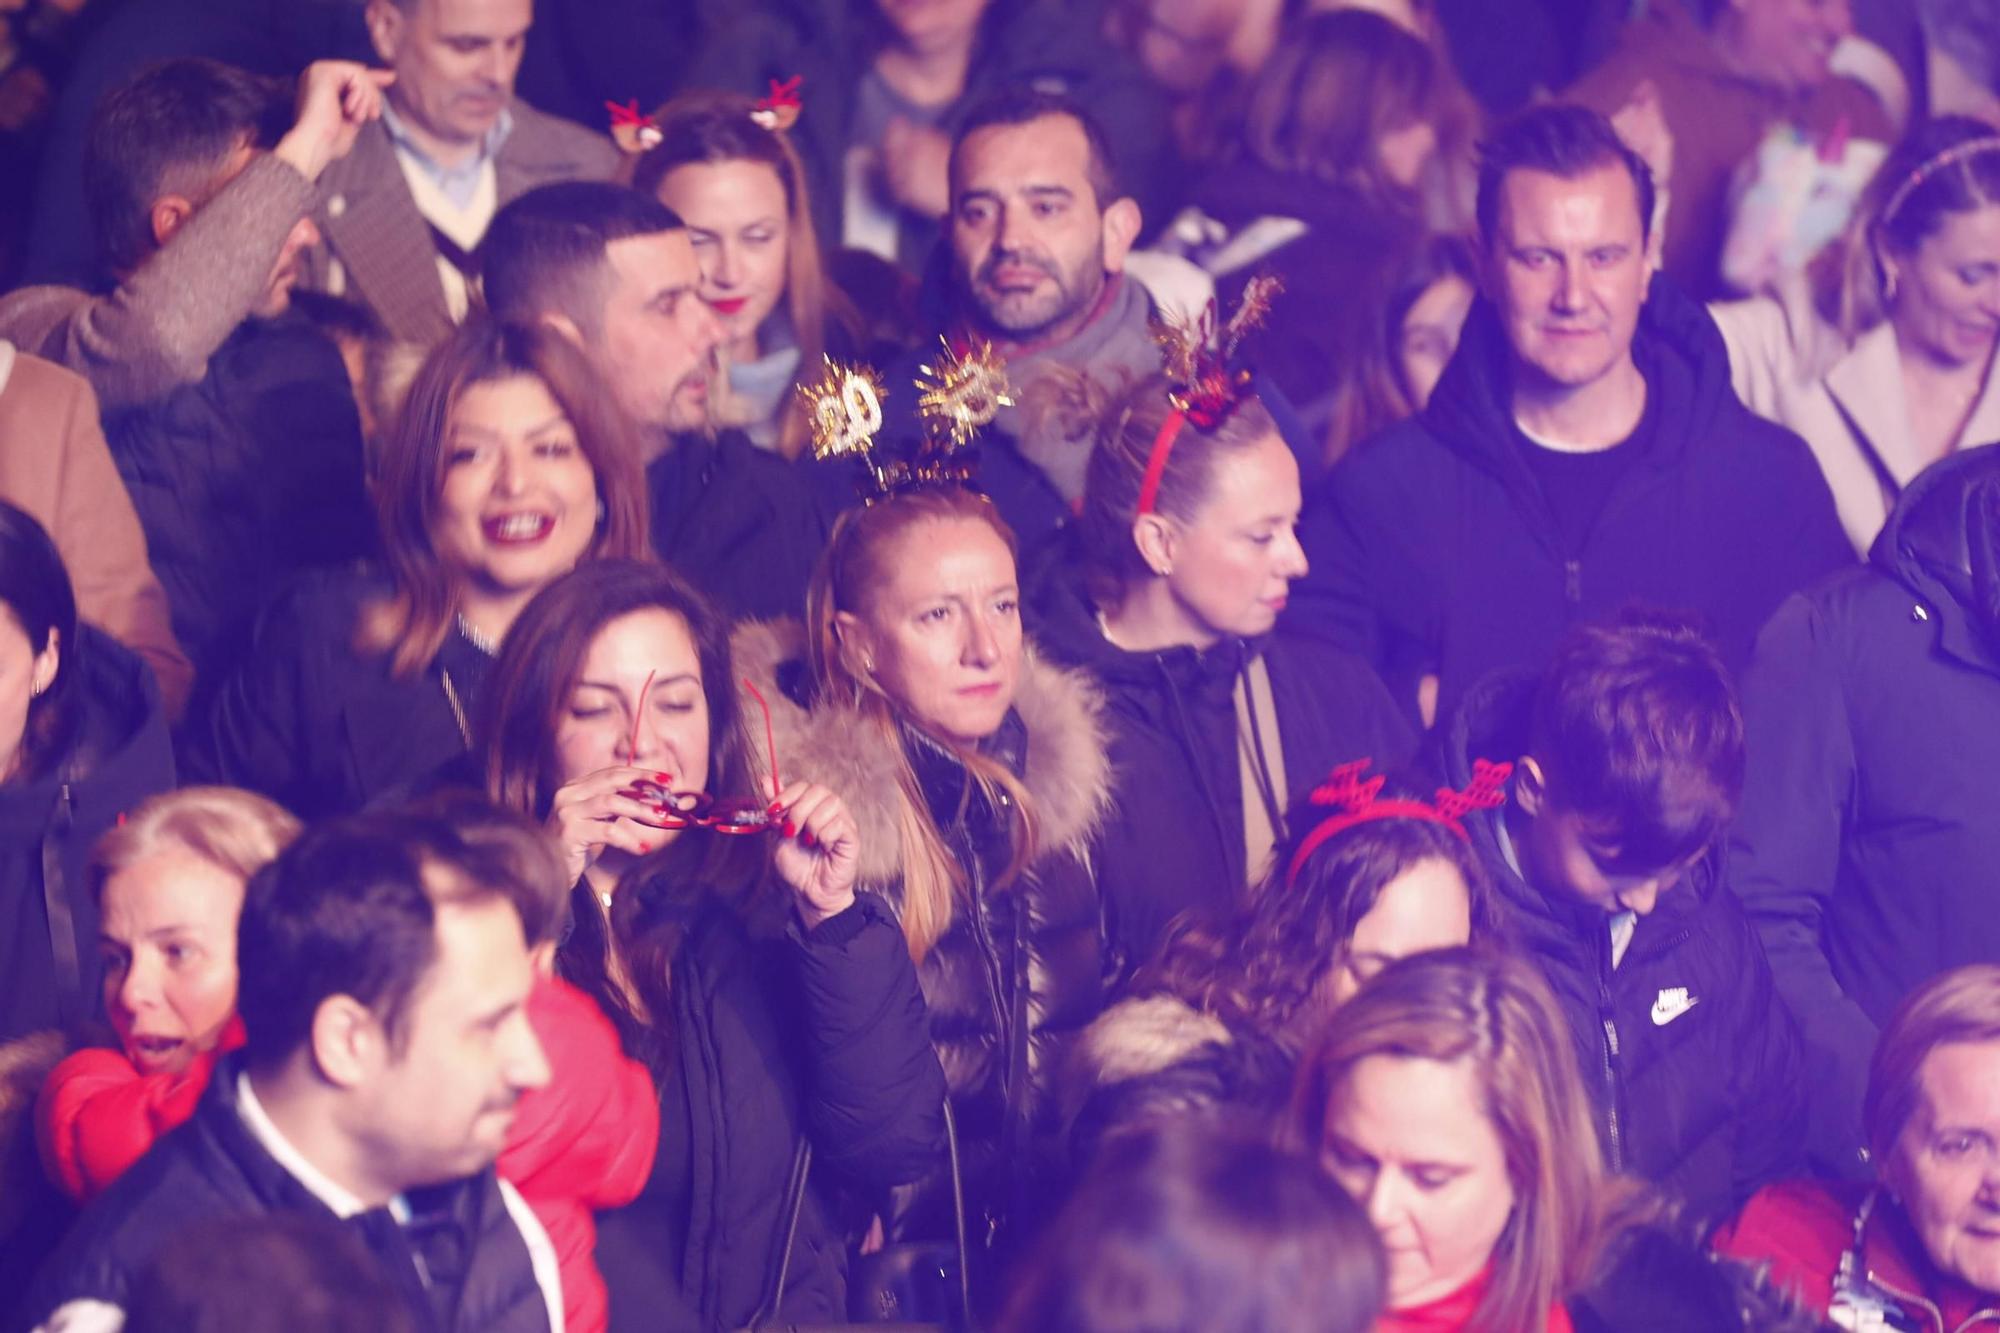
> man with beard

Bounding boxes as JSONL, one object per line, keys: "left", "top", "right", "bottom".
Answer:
{"left": 481, "top": 181, "right": 832, "bottom": 621}
{"left": 876, "top": 88, "right": 1150, "bottom": 548}
{"left": 23, "top": 809, "right": 562, "bottom": 1333}
{"left": 0, "top": 57, "right": 389, "bottom": 704}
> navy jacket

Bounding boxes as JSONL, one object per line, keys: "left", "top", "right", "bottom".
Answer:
{"left": 597, "top": 888, "right": 945, "bottom": 1330}
{"left": 1441, "top": 671, "right": 1807, "bottom": 1230}
{"left": 1028, "top": 548, "right": 1413, "bottom": 970}
{"left": 183, "top": 565, "right": 490, "bottom": 820}
{"left": 1730, "top": 443, "right": 2000, "bottom": 1176}
{"left": 647, "top": 429, "right": 831, "bottom": 626}
{"left": 19, "top": 1057, "right": 551, "bottom": 1333}
{"left": 1293, "top": 274, "right": 1853, "bottom": 722}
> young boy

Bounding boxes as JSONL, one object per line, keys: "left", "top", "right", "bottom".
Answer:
{"left": 1438, "top": 613, "right": 1805, "bottom": 1229}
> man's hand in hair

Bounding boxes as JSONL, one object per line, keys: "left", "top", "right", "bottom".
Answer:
{"left": 274, "top": 61, "right": 396, "bottom": 183}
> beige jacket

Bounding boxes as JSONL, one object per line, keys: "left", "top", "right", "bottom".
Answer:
{"left": 0, "top": 155, "right": 318, "bottom": 415}
{"left": 0, "top": 347, "right": 191, "bottom": 715}
{"left": 1712, "top": 278, "right": 2000, "bottom": 554}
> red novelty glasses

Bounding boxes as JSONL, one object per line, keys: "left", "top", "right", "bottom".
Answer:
{"left": 623, "top": 674, "right": 784, "bottom": 836}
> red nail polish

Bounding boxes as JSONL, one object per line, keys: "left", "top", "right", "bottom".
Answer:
{"left": 782, "top": 820, "right": 796, "bottom": 838}
{"left": 801, "top": 830, "right": 817, "bottom": 849}
{"left": 655, "top": 772, "right": 673, "bottom": 784}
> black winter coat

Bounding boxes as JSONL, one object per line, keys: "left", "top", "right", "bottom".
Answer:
{"left": 182, "top": 566, "right": 491, "bottom": 820}
{"left": 735, "top": 621, "right": 1113, "bottom": 1253}
{"left": 19, "top": 1055, "right": 554, "bottom": 1333}
{"left": 1441, "top": 671, "right": 1807, "bottom": 1230}
{"left": 597, "top": 888, "right": 945, "bottom": 1331}
{"left": 648, "top": 429, "right": 831, "bottom": 625}
{"left": 1730, "top": 443, "right": 2000, "bottom": 1177}
{"left": 1293, "top": 274, "right": 1854, "bottom": 722}
{"left": 1028, "top": 552, "right": 1414, "bottom": 970}
{"left": 0, "top": 626, "right": 174, "bottom": 1049}
{"left": 102, "top": 312, "right": 372, "bottom": 696}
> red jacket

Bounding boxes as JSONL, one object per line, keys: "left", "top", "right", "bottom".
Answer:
{"left": 34, "top": 976, "right": 658, "bottom": 1333}
{"left": 502, "top": 975, "right": 661, "bottom": 1333}
{"left": 36, "top": 1015, "right": 247, "bottom": 1201}
{"left": 1713, "top": 1178, "right": 2000, "bottom": 1332}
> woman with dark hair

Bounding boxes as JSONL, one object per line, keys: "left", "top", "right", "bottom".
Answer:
{"left": 1714, "top": 116, "right": 2000, "bottom": 553}
{"left": 632, "top": 91, "right": 864, "bottom": 458}
{"left": 1153, "top": 9, "right": 1456, "bottom": 457}
{"left": 734, "top": 482, "right": 1113, "bottom": 1283}
{"left": 1028, "top": 371, "right": 1410, "bottom": 971}
{"left": 0, "top": 499, "right": 174, "bottom": 1050}
{"left": 187, "top": 318, "right": 650, "bottom": 818}
{"left": 477, "top": 557, "right": 946, "bottom": 1329}
{"left": 1066, "top": 771, "right": 1494, "bottom": 1158}
{"left": 1291, "top": 948, "right": 1790, "bottom": 1332}
{"left": 996, "top": 1119, "right": 1387, "bottom": 1333}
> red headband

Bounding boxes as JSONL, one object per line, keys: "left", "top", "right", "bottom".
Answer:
{"left": 1137, "top": 275, "right": 1280, "bottom": 517}
{"left": 1285, "top": 758, "right": 1514, "bottom": 888}
{"left": 1135, "top": 408, "right": 1186, "bottom": 516}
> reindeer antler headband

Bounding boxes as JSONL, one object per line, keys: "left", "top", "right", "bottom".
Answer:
{"left": 800, "top": 341, "right": 1014, "bottom": 501}
{"left": 1136, "top": 274, "right": 1281, "bottom": 516}
{"left": 1285, "top": 758, "right": 1513, "bottom": 888}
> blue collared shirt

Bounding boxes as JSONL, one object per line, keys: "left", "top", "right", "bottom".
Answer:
{"left": 380, "top": 100, "right": 515, "bottom": 211}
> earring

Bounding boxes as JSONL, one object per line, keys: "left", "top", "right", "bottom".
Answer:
{"left": 1884, "top": 268, "right": 1901, "bottom": 305}
{"left": 863, "top": 656, "right": 877, "bottom": 673}
{"left": 595, "top": 498, "right": 607, "bottom": 525}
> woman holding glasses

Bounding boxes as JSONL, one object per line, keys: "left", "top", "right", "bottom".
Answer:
{"left": 477, "top": 557, "right": 946, "bottom": 1329}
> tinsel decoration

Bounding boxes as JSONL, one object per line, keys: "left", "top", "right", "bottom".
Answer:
{"left": 915, "top": 338, "right": 1014, "bottom": 451}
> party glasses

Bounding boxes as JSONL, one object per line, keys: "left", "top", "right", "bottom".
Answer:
{"left": 623, "top": 673, "right": 785, "bottom": 836}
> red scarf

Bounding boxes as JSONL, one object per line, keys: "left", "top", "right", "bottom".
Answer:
{"left": 1376, "top": 1267, "right": 1575, "bottom": 1333}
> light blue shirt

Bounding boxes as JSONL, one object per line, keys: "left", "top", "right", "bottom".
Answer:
{"left": 381, "top": 101, "right": 515, "bottom": 211}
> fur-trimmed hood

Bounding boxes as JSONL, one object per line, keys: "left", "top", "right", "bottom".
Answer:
{"left": 733, "top": 618, "right": 1113, "bottom": 888}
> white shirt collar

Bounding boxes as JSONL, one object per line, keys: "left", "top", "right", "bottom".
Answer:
{"left": 235, "top": 1072, "right": 407, "bottom": 1222}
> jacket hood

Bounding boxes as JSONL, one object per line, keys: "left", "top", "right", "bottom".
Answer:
{"left": 1421, "top": 273, "right": 1737, "bottom": 483}
{"left": 1869, "top": 442, "right": 2000, "bottom": 665}
{"left": 732, "top": 619, "right": 1113, "bottom": 887}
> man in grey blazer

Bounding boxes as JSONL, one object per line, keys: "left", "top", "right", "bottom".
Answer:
{"left": 302, "top": 0, "right": 621, "bottom": 347}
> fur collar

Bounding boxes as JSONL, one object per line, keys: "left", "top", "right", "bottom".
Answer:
{"left": 733, "top": 618, "right": 1112, "bottom": 888}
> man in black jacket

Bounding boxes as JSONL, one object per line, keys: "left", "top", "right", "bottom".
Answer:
{"left": 1731, "top": 444, "right": 2000, "bottom": 1179}
{"left": 1294, "top": 103, "right": 1851, "bottom": 725}
{"left": 23, "top": 810, "right": 562, "bottom": 1333}
{"left": 1439, "top": 614, "right": 1806, "bottom": 1230}
{"left": 481, "top": 180, "right": 831, "bottom": 623}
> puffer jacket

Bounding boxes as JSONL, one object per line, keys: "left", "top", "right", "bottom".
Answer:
{"left": 1439, "top": 670, "right": 1807, "bottom": 1232}
{"left": 736, "top": 620, "right": 1113, "bottom": 1250}
{"left": 1730, "top": 443, "right": 2000, "bottom": 1178}
{"left": 1028, "top": 549, "right": 1413, "bottom": 970}
{"left": 21, "top": 1054, "right": 559, "bottom": 1333}
{"left": 0, "top": 625, "right": 175, "bottom": 1049}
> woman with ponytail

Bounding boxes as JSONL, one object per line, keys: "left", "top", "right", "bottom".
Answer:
{"left": 1026, "top": 369, "right": 1412, "bottom": 971}
{"left": 735, "top": 482, "right": 1114, "bottom": 1281}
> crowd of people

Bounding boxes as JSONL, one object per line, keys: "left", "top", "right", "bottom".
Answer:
{"left": 0, "top": 0, "right": 1998, "bottom": 1330}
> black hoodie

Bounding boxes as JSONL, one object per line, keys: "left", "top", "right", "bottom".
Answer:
{"left": 1029, "top": 551, "right": 1412, "bottom": 971}
{"left": 1440, "top": 670, "right": 1805, "bottom": 1230}
{"left": 1293, "top": 274, "right": 1853, "bottom": 722}
{"left": 1730, "top": 442, "right": 2000, "bottom": 1177}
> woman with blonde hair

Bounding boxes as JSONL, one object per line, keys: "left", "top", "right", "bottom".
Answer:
{"left": 631, "top": 90, "right": 864, "bottom": 458}
{"left": 737, "top": 480, "right": 1113, "bottom": 1281}
{"left": 188, "top": 317, "right": 650, "bottom": 817}
{"left": 38, "top": 787, "right": 300, "bottom": 1202}
{"left": 1713, "top": 116, "right": 2000, "bottom": 553}
{"left": 1291, "top": 948, "right": 1771, "bottom": 1331}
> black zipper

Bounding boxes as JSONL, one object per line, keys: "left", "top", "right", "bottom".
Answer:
{"left": 1596, "top": 930, "right": 1626, "bottom": 1172}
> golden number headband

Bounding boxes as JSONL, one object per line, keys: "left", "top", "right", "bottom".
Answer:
{"left": 799, "top": 341, "right": 1014, "bottom": 502}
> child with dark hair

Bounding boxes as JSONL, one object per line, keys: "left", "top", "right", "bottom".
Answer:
{"left": 996, "top": 1119, "right": 1386, "bottom": 1333}
{"left": 122, "top": 1214, "right": 416, "bottom": 1333}
{"left": 1435, "top": 610, "right": 1806, "bottom": 1232}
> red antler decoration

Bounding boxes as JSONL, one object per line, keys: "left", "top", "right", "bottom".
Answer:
{"left": 751, "top": 76, "right": 804, "bottom": 131}
{"left": 1285, "top": 757, "right": 1514, "bottom": 887}
{"left": 607, "top": 99, "right": 662, "bottom": 153}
